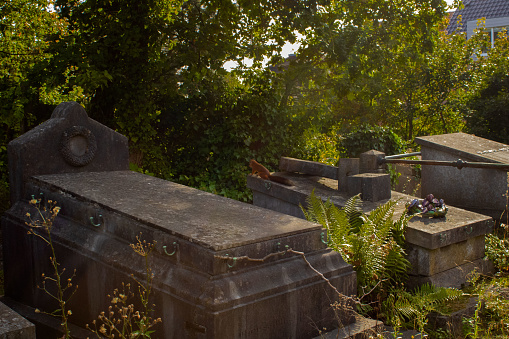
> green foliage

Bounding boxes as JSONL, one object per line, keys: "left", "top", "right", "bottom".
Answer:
{"left": 465, "top": 26, "right": 509, "bottom": 144}
{"left": 0, "top": 0, "right": 71, "bottom": 196}
{"left": 384, "top": 283, "right": 463, "bottom": 334}
{"left": 485, "top": 232, "right": 509, "bottom": 273}
{"left": 301, "top": 191, "right": 411, "bottom": 307}
{"left": 485, "top": 222, "right": 509, "bottom": 273}
{"left": 296, "top": 123, "right": 406, "bottom": 173}
{"left": 289, "top": 0, "right": 465, "bottom": 140}
{"left": 338, "top": 124, "right": 406, "bottom": 158}
{"left": 296, "top": 126, "right": 342, "bottom": 166}
{"left": 464, "top": 273, "right": 509, "bottom": 338}
{"left": 466, "top": 72, "right": 509, "bottom": 144}
{"left": 155, "top": 69, "right": 300, "bottom": 201}
{"left": 463, "top": 212, "right": 509, "bottom": 338}
{"left": 2, "top": 0, "right": 509, "bottom": 207}
{"left": 0, "top": 0, "right": 67, "bottom": 136}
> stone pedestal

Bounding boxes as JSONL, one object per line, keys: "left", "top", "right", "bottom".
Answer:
{"left": 346, "top": 173, "right": 391, "bottom": 202}
{"left": 416, "top": 133, "right": 509, "bottom": 220}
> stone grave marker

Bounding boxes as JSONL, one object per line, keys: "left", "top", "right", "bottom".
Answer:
{"left": 2, "top": 102, "right": 357, "bottom": 338}
{"left": 248, "top": 156, "right": 494, "bottom": 288}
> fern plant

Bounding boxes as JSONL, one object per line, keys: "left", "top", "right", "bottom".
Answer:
{"left": 302, "top": 191, "right": 466, "bottom": 334}
{"left": 301, "top": 191, "right": 411, "bottom": 306}
{"left": 383, "top": 283, "right": 463, "bottom": 334}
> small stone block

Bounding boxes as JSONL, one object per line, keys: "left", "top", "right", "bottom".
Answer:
{"left": 347, "top": 173, "right": 391, "bottom": 202}
{"left": 361, "top": 173, "right": 391, "bottom": 201}
{"left": 279, "top": 157, "right": 338, "bottom": 179}
{"left": 359, "top": 150, "right": 385, "bottom": 173}
{"left": 337, "top": 158, "right": 359, "bottom": 192}
{"left": 346, "top": 175, "right": 363, "bottom": 197}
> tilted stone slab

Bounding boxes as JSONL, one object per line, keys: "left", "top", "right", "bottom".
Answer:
{"left": 279, "top": 157, "right": 338, "bottom": 179}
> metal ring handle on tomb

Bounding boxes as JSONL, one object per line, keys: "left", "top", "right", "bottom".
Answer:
{"left": 321, "top": 232, "right": 332, "bottom": 245}
{"left": 90, "top": 214, "right": 103, "bottom": 227}
{"left": 225, "top": 254, "right": 237, "bottom": 268}
{"left": 163, "top": 242, "right": 178, "bottom": 256}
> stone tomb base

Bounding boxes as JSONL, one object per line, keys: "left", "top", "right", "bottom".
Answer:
{"left": 247, "top": 158, "right": 493, "bottom": 289}
{"left": 2, "top": 171, "right": 356, "bottom": 338}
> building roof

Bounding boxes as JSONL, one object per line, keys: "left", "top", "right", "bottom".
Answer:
{"left": 447, "top": 0, "right": 509, "bottom": 34}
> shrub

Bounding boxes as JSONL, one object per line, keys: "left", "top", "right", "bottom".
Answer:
{"left": 466, "top": 72, "right": 509, "bottom": 145}
{"left": 338, "top": 124, "right": 407, "bottom": 158}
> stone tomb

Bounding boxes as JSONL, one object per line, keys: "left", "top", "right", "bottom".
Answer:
{"left": 2, "top": 102, "right": 356, "bottom": 338}
{"left": 416, "top": 133, "right": 509, "bottom": 220}
{"left": 248, "top": 157, "right": 493, "bottom": 288}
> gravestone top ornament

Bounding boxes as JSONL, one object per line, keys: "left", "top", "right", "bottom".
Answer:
{"left": 60, "top": 125, "right": 97, "bottom": 166}
{"left": 7, "top": 101, "right": 129, "bottom": 204}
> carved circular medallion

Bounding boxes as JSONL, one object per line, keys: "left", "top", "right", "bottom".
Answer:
{"left": 60, "top": 126, "right": 97, "bottom": 166}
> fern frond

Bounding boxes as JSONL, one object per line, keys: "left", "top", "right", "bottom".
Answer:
{"left": 384, "top": 243, "right": 411, "bottom": 284}
{"left": 412, "top": 283, "right": 463, "bottom": 309}
{"left": 368, "top": 200, "right": 395, "bottom": 231}
{"left": 344, "top": 194, "right": 363, "bottom": 232}
{"left": 328, "top": 207, "right": 351, "bottom": 245}
{"left": 391, "top": 212, "right": 411, "bottom": 247}
{"left": 303, "top": 190, "right": 330, "bottom": 227}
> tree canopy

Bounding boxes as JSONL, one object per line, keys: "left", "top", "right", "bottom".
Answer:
{"left": 1, "top": 0, "right": 507, "bottom": 207}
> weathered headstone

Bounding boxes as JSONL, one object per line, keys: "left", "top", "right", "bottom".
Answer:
{"left": 2, "top": 102, "right": 357, "bottom": 338}
{"left": 7, "top": 101, "right": 129, "bottom": 205}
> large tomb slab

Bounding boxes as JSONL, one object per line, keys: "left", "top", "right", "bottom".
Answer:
{"left": 2, "top": 102, "right": 357, "bottom": 338}
{"left": 416, "top": 133, "right": 509, "bottom": 220}
{"left": 248, "top": 158, "right": 494, "bottom": 288}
